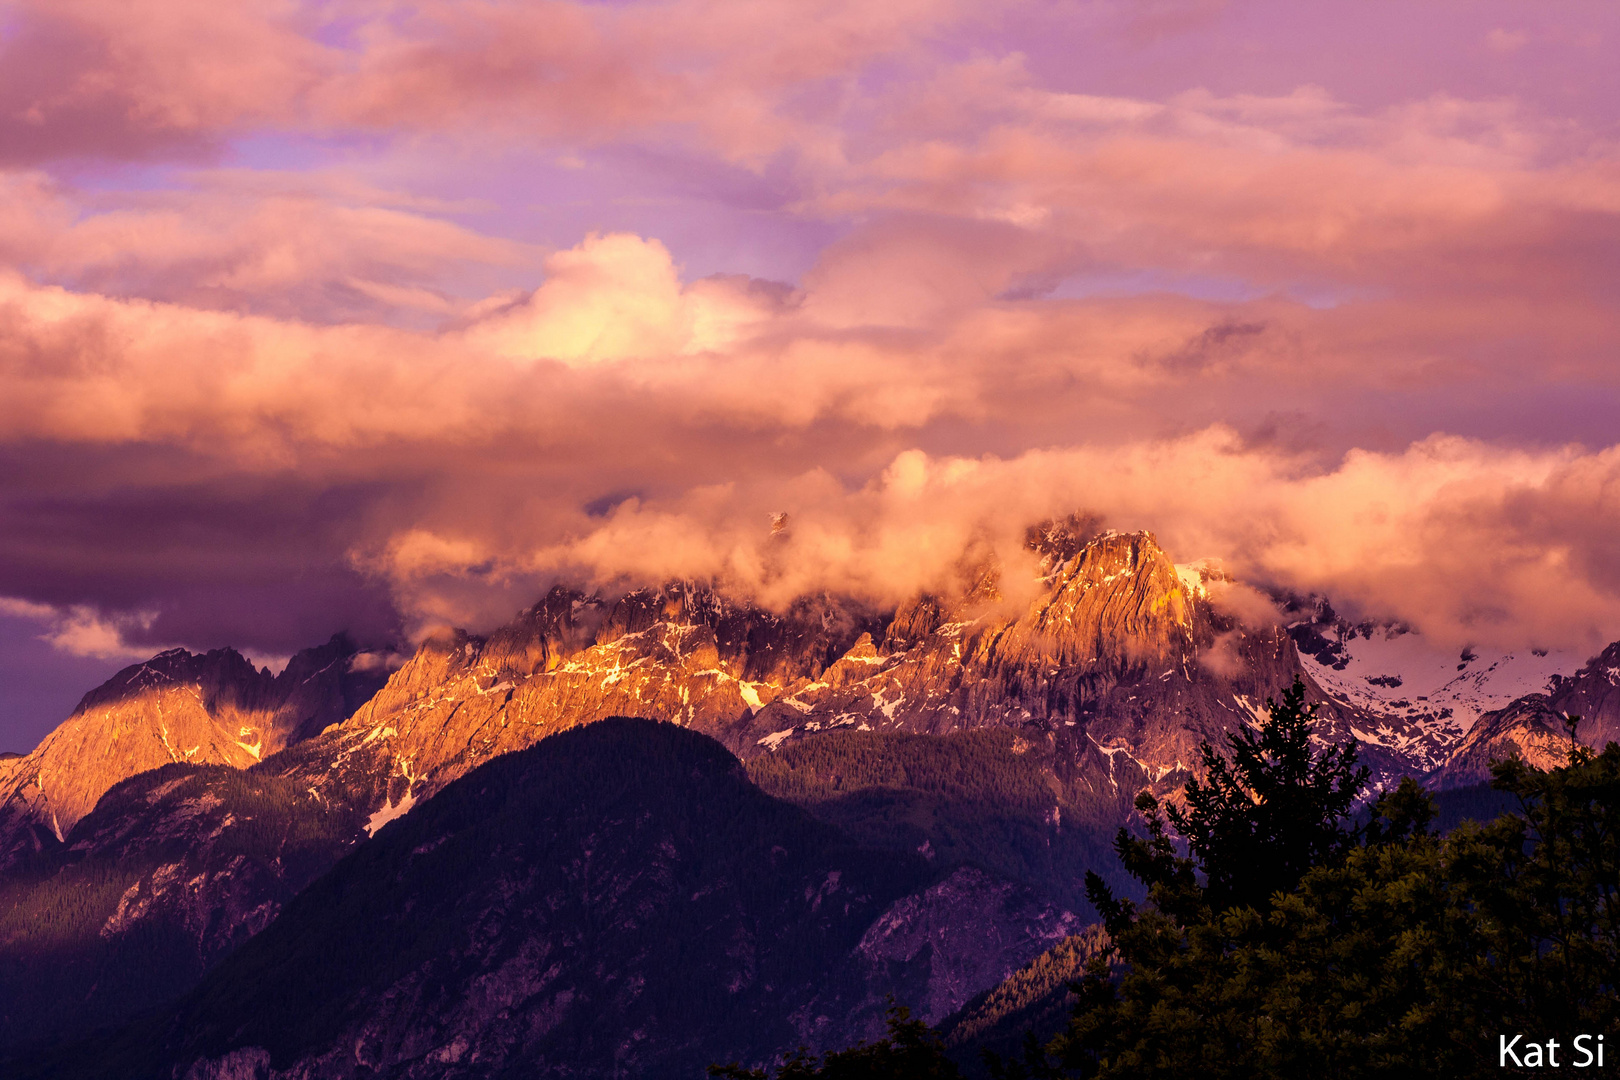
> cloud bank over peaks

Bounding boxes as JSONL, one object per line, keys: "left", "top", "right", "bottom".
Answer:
{"left": 4, "top": 217, "right": 1620, "bottom": 663}
{"left": 353, "top": 431, "right": 1620, "bottom": 659}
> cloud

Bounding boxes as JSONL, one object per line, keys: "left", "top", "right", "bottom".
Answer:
{"left": 0, "top": 0, "right": 963, "bottom": 169}
{"left": 0, "top": 168, "right": 541, "bottom": 325}
{"left": 1204, "top": 580, "right": 1283, "bottom": 629}
{"left": 1198, "top": 630, "right": 1247, "bottom": 678}
{"left": 3, "top": 0, "right": 1620, "bottom": 689}
{"left": 3, "top": 214, "right": 1620, "bottom": 658}
{"left": 0, "top": 0, "right": 331, "bottom": 163}
{"left": 344, "top": 419, "right": 1620, "bottom": 655}
{"left": 0, "top": 597, "right": 162, "bottom": 659}
{"left": 550, "top": 434, "right": 1620, "bottom": 653}
{"left": 464, "top": 233, "right": 780, "bottom": 363}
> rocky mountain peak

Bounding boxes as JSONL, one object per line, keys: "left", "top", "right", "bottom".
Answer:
{"left": 472, "top": 589, "right": 606, "bottom": 683}
{"left": 0, "top": 635, "right": 381, "bottom": 869}
{"left": 70, "top": 646, "right": 272, "bottom": 719}
{"left": 1426, "top": 694, "right": 1578, "bottom": 789}
{"left": 1548, "top": 641, "right": 1620, "bottom": 748}
{"left": 1019, "top": 529, "right": 1201, "bottom": 675}
{"left": 1023, "top": 511, "right": 1107, "bottom": 570}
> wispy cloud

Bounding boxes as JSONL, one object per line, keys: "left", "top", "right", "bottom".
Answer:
{"left": 0, "top": 597, "right": 164, "bottom": 659}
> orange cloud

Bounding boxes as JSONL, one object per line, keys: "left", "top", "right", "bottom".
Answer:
{"left": 2, "top": 1, "right": 1619, "bottom": 680}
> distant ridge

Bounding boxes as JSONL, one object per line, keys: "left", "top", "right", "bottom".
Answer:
{"left": 0, "top": 634, "right": 385, "bottom": 871}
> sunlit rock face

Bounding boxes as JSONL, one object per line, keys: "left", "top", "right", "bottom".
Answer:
{"left": 1425, "top": 694, "right": 1579, "bottom": 789}
{"left": 735, "top": 530, "right": 1332, "bottom": 777}
{"left": 0, "top": 635, "right": 382, "bottom": 870}
{"left": 264, "top": 530, "right": 1388, "bottom": 839}
{"left": 1548, "top": 641, "right": 1620, "bottom": 749}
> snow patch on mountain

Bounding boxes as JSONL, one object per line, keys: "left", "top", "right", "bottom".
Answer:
{"left": 1298, "top": 626, "right": 1578, "bottom": 735}
{"left": 757, "top": 728, "right": 794, "bottom": 752}
{"left": 365, "top": 791, "right": 416, "bottom": 836}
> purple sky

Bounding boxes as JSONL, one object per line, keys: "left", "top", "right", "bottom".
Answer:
{"left": 3, "top": 0, "right": 1620, "bottom": 750}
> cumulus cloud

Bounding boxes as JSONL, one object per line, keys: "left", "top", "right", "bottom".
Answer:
{"left": 464, "top": 233, "right": 780, "bottom": 363}
{"left": 2, "top": 0, "right": 1620, "bottom": 724}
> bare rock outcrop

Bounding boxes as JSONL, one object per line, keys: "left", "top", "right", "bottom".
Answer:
{"left": 268, "top": 532, "right": 1385, "bottom": 841}
{"left": 1427, "top": 694, "right": 1577, "bottom": 789}
{"left": 0, "top": 636, "right": 382, "bottom": 871}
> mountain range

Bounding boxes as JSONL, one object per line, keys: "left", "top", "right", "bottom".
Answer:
{"left": 3, "top": 522, "right": 1617, "bottom": 1076}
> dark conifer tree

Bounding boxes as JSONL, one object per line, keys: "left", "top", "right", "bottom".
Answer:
{"left": 1168, "top": 677, "right": 1368, "bottom": 910}
{"left": 1028, "top": 707, "right": 1620, "bottom": 1079}
{"left": 1086, "top": 676, "right": 1368, "bottom": 923}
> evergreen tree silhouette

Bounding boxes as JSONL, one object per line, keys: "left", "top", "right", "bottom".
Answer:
{"left": 1087, "top": 676, "right": 1368, "bottom": 922}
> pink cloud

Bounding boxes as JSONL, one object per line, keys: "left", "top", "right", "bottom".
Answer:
{"left": 0, "top": 597, "right": 163, "bottom": 659}
{"left": 3, "top": 0, "right": 1620, "bottom": 706}
{"left": 2, "top": 225, "right": 1619, "bottom": 657}
{"left": 464, "top": 232, "right": 783, "bottom": 363}
{"left": 0, "top": 0, "right": 330, "bottom": 161}
{"left": 314, "top": 0, "right": 960, "bottom": 161}
{"left": 817, "top": 77, "right": 1620, "bottom": 308}
{"left": 0, "top": 0, "right": 963, "bottom": 168}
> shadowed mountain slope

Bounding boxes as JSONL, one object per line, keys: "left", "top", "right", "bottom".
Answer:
{"left": 937, "top": 926, "right": 1113, "bottom": 1077}
{"left": 10, "top": 719, "right": 1080, "bottom": 1080}
{"left": 0, "top": 763, "right": 362, "bottom": 1050}
{"left": 747, "top": 728, "right": 1133, "bottom": 913}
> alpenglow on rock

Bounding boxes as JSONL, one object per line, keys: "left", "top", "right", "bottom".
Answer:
{"left": 0, "top": 635, "right": 383, "bottom": 870}
{"left": 260, "top": 530, "right": 1382, "bottom": 838}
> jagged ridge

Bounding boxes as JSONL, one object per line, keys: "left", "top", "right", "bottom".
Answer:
{"left": 0, "top": 635, "right": 383, "bottom": 871}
